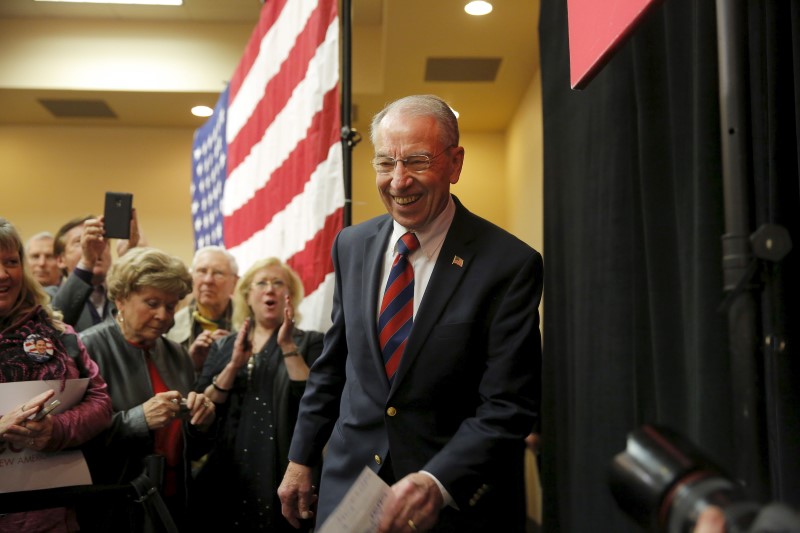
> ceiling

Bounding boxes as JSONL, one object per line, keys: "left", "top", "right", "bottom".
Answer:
{"left": 0, "top": 0, "right": 540, "bottom": 134}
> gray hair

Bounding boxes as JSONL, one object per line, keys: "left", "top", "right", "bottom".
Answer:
{"left": 26, "top": 231, "right": 55, "bottom": 247}
{"left": 192, "top": 245, "right": 239, "bottom": 276}
{"left": 370, "top": 94, "right": 460, "bottom": 148}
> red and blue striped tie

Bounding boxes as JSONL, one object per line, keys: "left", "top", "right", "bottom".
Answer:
{"left": 378, "top": 232, "right": 420, "bottom": 381}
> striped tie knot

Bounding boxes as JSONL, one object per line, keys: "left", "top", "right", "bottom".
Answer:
{"left": 397, "top": 232, "right": 420, "bottom": 256}
{"left": 378, "top": 232, "right": 420, "bottom": 381}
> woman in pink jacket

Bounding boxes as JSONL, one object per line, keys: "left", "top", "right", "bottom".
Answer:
{"left": 0, "top": 217, "right": 112, "bottom": 533}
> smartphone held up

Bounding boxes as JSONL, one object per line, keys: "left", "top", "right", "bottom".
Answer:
{"left": 103, "top": 192, "right": 133, "bottom": 239}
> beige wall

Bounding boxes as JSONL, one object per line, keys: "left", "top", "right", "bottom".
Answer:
{"left": 507, "top": 73, "right": 544, "bottom": 252}
{"left": 0, "top": 125, "right": 196, "bottom": 264}
{"left": 0, "top": 18, "right": 250, "bottom": 92}
{"left": 1, "top": 79, "right": 543, "bottom": 269}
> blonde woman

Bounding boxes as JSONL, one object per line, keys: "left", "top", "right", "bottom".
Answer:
{"left": 194, "top": 257, "right": 324, "bottom": 532}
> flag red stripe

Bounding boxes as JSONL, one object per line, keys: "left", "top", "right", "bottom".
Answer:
{"left": 224, "top": 87, "right": 339, "bottom": 247}
{"left": 286, "top": 207, "right": 343, "bottom": 295}
{"left": 227, "top": 1, "right": 336, "bottom": 170}
{"left": 228, "top": 0, "right": 289, "bottom": 102}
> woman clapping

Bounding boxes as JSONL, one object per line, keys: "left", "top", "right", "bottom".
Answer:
{"left": 194, "top": 258, "right": 324, "bottom": 532}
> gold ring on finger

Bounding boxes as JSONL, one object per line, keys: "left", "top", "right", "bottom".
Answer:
{"left": 408, "top": 519, "right": 417, "bottom": 531}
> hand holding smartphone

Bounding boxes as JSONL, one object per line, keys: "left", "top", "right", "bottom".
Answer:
{"left": 170, "top": 397, "right": 191, "bottom": 420}
{"left": 31, "top": 399, "right": 61, "bottom": 421}
{"left": 177, "top": 398, "right": 191, "bottom": 419}
{"left": 103, "top": 192, "right": 133, "bottom": 239}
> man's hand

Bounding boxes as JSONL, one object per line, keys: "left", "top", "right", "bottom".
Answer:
{"left": 378, "top": 472, "right": 443, "bottom": 533}
{"left": 524, "top": 432, "right": 540, "bottom": 454}
{"left": 278, "top": 461, "right": 317, "bottom": 528}
{"left": 80, "top": 218, "right": 107, "bottom": 268}
{"left": 188, "top": 328, "right": 230, "bottom": 372}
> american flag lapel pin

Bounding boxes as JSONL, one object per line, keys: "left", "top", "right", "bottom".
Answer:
{"left": 452, "top": 255, "right": 464, "bottom": 268}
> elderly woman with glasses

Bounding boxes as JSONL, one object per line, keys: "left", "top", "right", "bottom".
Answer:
{"left": 193, "top": 257, "right": 324, "bottom": 532}
{"left": 78, "top": 247, "right": 215, "bottom": 532}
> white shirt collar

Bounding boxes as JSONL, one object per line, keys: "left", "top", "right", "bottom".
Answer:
{"left": 389, "top": 195, "right": 456, "bottom": 259}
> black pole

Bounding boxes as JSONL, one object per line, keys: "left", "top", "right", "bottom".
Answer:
{"left": 715, "top": 0, "right": 769, "bottom": 500}
{"left": 340, "top": 0, "right": 357, "bottom": 228}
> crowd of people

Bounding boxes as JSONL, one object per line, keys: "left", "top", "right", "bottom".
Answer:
{"left": 0, "top": 94, "right": 544, "bottom": 533}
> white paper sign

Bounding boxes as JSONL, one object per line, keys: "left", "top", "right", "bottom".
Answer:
{"left": 316, "top": 466, "right": 394, "bottom": 533}
{"left": 0, "top": 379, "right": 93, "bottom": 493}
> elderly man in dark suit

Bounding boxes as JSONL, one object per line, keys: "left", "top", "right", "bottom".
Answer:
{"left": 279, "top": 95, "right": 543, "bottom": 533}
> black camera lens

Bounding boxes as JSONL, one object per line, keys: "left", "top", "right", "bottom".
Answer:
{"left": 609, "top": 425, "right": 760, "bottom": 533}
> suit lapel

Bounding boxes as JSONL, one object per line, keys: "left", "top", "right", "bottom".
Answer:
{"left": 391, "top": 199, "right": 476, "bottom": 391}
{"left": 362, "top": 218, "right": 394, "bottom": 385}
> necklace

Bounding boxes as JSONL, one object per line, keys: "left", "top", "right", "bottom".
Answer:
{"left": 246, "top": 351, "right": 257, "bottom": 382}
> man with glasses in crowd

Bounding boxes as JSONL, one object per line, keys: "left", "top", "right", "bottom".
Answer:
{"left": 279, "top": 95, "right": 543, "bottom": 533}
{"left": 167, "top": 245, "right": 239, "bottom": 375}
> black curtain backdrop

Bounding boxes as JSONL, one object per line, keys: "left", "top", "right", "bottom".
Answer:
{"left": 539, "top": 0, "right": 799, "bottom": 531}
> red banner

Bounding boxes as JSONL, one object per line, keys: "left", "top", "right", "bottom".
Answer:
{"left": 567, "top": 0, "right": 663, "bottom": 89}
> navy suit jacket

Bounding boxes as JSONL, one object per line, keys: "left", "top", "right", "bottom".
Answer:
{"left": 288, "top": 197, "right": 543, "bottom": 532}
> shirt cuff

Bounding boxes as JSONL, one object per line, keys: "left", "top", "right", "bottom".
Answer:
{"left": 419, "top": 470, "right": 454, "bottom": 508}
{"left": 73, "top": 265, "right": 94, "bottom": 284}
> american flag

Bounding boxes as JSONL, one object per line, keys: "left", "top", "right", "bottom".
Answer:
{"left": 191, "top": 0, "right": 343, "bottom": 332}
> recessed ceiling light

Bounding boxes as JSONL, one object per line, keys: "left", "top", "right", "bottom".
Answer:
{"left": 34, "top": 0, "right": 183, "bottom": 5}
{"left": 464, "top": 1, "right": 492, "bottom": 16}
{"left": 191, "top": 106, "right": 213, "bottom": 118}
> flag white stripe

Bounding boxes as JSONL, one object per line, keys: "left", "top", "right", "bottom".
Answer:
{"left": 226, "top": 0, "right": 321, "bottom": 141}
{"left": 227, "top": 141, "right": 344, "bottom": 269}
{"left": 223, "top": 18, "right": 340, "bottom": 215}
{"left": 297, "top": 272, "right": 335, "bottom": 331}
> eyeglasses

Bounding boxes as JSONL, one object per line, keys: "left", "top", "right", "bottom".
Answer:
{"left": 251, "top": 279, "right": 286, "bottom": 291}
{"left": 193, "top": 267, "right": 232, "bottom": 281}
{"left": 371, "top": 146, "right": 454, "bottom": 174}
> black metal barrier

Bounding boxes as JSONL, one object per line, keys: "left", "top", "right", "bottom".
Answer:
{"left": 0, "top": 455, "right": 177, "bottom": 533}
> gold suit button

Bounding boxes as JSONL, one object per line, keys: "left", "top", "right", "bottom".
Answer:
{"left": 386, "top": 407, "right": 397, "bottom": 416}
{"left": 374, "top": 454, "right": 382, "bottom": 465}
